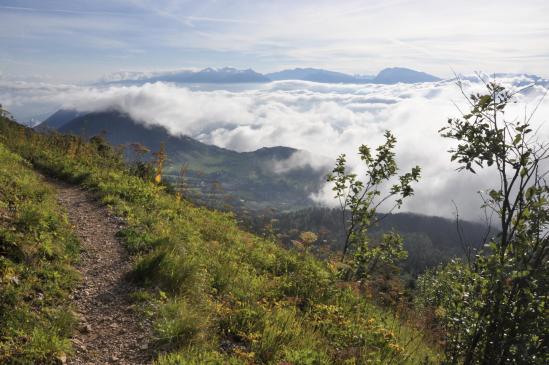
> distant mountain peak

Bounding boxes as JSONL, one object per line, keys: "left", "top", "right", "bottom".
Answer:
{"left": 249, "top": 146, "right": 298, "bottom": 160}
{"left": 267, "top": 67, "right": 440, "bottom": 84}
{"left": 34, "top": 109, "right": 83, "bottom": 131}
{"left": 373, "top": 67, "right": 441, "bottom": 84}
{"left": 266, "top": 68, "right": 369, "bottom": 83}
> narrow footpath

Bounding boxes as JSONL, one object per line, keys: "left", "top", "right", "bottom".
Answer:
{"left": 52, "top": 179, "right": 153, "bottom": 365}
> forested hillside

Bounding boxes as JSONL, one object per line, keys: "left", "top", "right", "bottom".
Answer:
{"left": 243, "top": 208, "right": 489, "bottom": 275}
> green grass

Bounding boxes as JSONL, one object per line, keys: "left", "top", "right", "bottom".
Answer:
{"left": 0, "top": 143, "right": 80, "bottom": 364}
{"left": 0, "top": 116, "right": 441, "bottom": 364}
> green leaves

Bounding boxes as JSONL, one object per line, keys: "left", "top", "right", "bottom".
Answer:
{"left": 327, "top": 131, "right": 421, "bottom": 278}
{"left": 354, "top": 231, "right": 407, "bottom": 280}
{"left": 440, "top": 83, "right": 523, "bottom": 174}
{"left": 431, "top": 80, "right": 549, "bottom": 364}
{"left": 512, "top": 133, "right": 522, "bottom": 146}
{"left": 488, "top": 189, "right": 502, "bottom": 202}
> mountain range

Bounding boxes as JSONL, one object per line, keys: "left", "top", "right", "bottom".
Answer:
{"left": 37, "top": 109, "right": 327, "bottom": 211}
{"left": 265, "top": 68, "right": 375, "bottom": 83}
{"left": 102, "top": 66, "right": 441, "bottom": 85}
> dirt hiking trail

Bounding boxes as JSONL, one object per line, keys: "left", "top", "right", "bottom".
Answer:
{"left": 52, "top": 179, "right": 153, "bottom": 364}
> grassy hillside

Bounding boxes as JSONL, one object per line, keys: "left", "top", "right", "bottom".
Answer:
{"left": 0, "top": 115, "right": 440, "bottom": 364}
{"left": 0, "top": 143, "right": 79, "bottom": 363}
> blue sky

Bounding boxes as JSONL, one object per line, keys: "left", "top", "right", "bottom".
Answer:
{"left": 1, "top": 0, "right": 548, "bottom": 82}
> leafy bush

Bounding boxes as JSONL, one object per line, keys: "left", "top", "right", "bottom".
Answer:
{"left": 418, "top": 80, "right": 549, "bottom": 364}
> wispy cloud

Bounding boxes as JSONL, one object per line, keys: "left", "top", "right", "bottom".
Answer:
{"left": 1, "top": 0, "right": 548, "bottom": 81}
{"left": 0, "top": 5, "right": 130, "bottom": 16}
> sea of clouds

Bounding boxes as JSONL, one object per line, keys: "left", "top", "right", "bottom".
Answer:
{"left": 1, "top": 74, "right": 548, "bottom": 220}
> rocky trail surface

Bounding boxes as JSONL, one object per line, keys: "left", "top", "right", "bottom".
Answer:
{"left": 51, "top": 179, "right": 153, "bottom": 364}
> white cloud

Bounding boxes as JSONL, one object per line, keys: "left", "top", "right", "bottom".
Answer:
{"left": 269, "top": 150, "right": 332, "bottom": 174}
{"left": 1, "top": 75, "right": 548, "bottom": 220}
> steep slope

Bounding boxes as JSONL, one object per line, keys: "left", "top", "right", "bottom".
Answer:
{"left": 0, "top": 144, "right": 79, "bottom": 363}
{"left": 35, "top": 109, "right": 83, "bottom": 131}
{"left": 0, "top": 115, "right": 441, "bottom": 364}
{"left": 58, "top": 110, "right": 235, "bottom": 158}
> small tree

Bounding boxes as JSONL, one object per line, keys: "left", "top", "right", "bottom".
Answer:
{"left": 327, "top": 131, "right": 421, "bottom": 279}
{"left": 431, "top": 79, "right": 549, "bottom": 364}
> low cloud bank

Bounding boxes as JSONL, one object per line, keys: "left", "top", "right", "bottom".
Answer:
{"left": 269, "top": 150, "right": 333, "bottom": 174}
{"left": 1, "top": 75, "right": 548, "bottom": 220}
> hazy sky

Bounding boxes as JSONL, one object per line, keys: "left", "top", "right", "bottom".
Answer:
{"left": 1, "top": 0, "right": 548, "bottom": 81}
